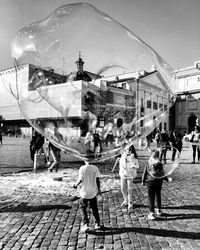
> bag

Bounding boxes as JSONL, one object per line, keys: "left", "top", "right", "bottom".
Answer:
{"left": 34, "top": 153, "right": 46, "bottom": 170}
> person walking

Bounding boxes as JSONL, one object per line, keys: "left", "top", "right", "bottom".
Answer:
{"left": 119, "top": 145, "right": 139, "bottom": 209}
{"left": 155, "top": 131, "right": 161, "bottom": 147}
{"left": 190, "top": 125, "right": 200, "bottom": 164}
{"left": 30, "top": 131, "right": 44, "bottom": 163}
{"left": 159, "top": 129, "right": 170, "bottom": 163}
{"left": 48, "top": 142, "right": 61, "bottom": 172}
{"left": 142, "top": 149, "right": 171, "bottom": 220}
{"left": 73, "top": 152, "right": 103, "bottom": 232}
{"left": 170, "top": 130, "right": 183, "bottom": 161}
{"left": 143, "top": 133, "right": 153, "bottom": 152}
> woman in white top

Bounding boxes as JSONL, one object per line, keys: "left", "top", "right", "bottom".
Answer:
{"left": 119, "top": 145, "right": 139, "bottom": 209}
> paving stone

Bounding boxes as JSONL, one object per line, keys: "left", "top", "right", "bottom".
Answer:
{"left": 0, "top": 138, "right": 200, "bottom": 249}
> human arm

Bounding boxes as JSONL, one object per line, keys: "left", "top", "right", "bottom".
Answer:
{"left": 163, "top": 176, "right": 172, "bottom": 183}
{"left": 131, "top": 156, "right": 139, "bottom": 169}
{"left": 73, "top": 179, "right": 82, "bottom": 189}
{"left": 141, "top": 165, "right": 148, "bottom": 185}
{"left": 73, "top": 167, "right": 83, "bottom": 189}
{"left": 96, "top": 177, "right": 101, "bottom": 195}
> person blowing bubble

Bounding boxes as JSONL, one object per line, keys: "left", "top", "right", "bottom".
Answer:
{"left": 142, "top": 149, "right": 172, "bottom": 220}
{"left": 73, "top": 151, "right": 103, "bottom": 232}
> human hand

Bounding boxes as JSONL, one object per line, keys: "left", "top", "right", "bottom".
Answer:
{"left": 72, "top": 184, "right": 77, "bottom": 189}
{"left": 97, "top": 191, "right": 103, "bottom": 201}
{"left": 168, "top": 177, "right": 173, "bottom": 183}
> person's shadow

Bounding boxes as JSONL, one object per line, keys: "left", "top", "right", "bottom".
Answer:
{"left": 87, "top": 225, "right": 200, "bottom": 239}
{"left": 0, "top": 196, "right": 79, "bottom": 213}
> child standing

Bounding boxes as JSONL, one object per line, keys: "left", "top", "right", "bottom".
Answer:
{"left": 142, "top": 149, "right": 171, "bottom": 220}
{"left": 119, "top": 145, "right": 139, "bottom": 209}
{"left": 73, "top": 153, "right": 103, "bottom": 232}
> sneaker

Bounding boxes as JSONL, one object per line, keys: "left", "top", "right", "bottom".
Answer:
{"left": 95, "top": 223, "right": 103, "bottom": 230}
{"left": 147, "top": 213, "right": 156, "bottom": 220}
{"left": 121, "top": 201, "right": 128, "bottom": 207}
{"left": 128, "top": 203, "right": 133, "bottom": 209}
{"left": 48, "top": 168, "right": 53, "bottom": 173}
{"left": 191, "top": 161, "right": 195, "bottom": 164}
{"left": 155, "top": 209, "right": 163, "bottom": 216}
{"left": 81, "top": 223, "right": 89, "bottom": 232}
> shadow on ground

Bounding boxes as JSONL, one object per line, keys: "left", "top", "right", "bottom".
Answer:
{"left": 0, "top": 196, "right": 79, "bottom": 212}
{"left": 88, "top": 226, "right": 200, "bottom": 239}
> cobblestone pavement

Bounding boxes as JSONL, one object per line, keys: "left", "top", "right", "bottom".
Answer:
{"left": 0, "top": 137, "right": 200, "bottom": 249}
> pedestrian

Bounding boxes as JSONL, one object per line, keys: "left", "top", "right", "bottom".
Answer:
{"left": 30, "top": 131, "right": 44, "bottom": 163}
{"left": 85, "top": 130, "right": 94, "bottom": 151}
{"left": 43, "top": 138, "right": 50, "bottom": 164}
{"left": 93, "top": 130, "right": 102, "bottom": 157}
{"left": 155, "top": 130, "right": 161, "bottom": 147}
{"left": 48, "top": 142, "right": 61, "bottom": 172}
{"left": 119, "top": 145, "right": 139, "bottom": 209}
{"left": 0, "top": 132, "right": 2, "bottom": 145}
{"left": 190, "top": 125, "right": 200, "bottom": 164}
{"left": 159, "top": 129, "right": 170, "bottom": 163}
{"left": 72, "top": 152, "right": 103, "bottom": 232}
{"left": 142, "top": 149, "right": 171, "bottom": 220}
{"left": 143, "top": 133, "right": 153, "bottom": 152}
{"left": 170, "top": 130, "right": 183, "bottom": 161}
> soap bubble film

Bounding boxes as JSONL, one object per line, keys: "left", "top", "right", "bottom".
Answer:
{"left": 148, "top": 146, "right": 180, "bottom": 179}
{"left": 10, "top": 3, "right": 176, "bottom": 161}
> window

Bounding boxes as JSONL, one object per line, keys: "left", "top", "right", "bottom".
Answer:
{"left": 147, "top": 100, "right": 151, "bottom": 108}
{"left": 153, "top": 102, "right": 158, "bottom": 110}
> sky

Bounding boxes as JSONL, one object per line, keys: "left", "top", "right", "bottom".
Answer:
{"left": 0, "top": 0, "right": 200, "bottom": 71}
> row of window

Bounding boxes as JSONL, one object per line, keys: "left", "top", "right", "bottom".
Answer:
{"left": 146, "top": 100, "right": 167, "bottom": 110}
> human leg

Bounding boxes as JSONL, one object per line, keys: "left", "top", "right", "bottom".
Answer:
{"left": 30, "top": 146, "right": 35, "bottom": 162}
{"left": 197, "top": 146, "right": 200, "bottom": 162}
{"left": 163, "top": 149, "right": 167, "bottom": 163}
{"left": 49, "top": 149, "right": 59, "bottom": 171}
{"left": 172, "top": 148, "right": 176, "bottom": 161}
{"left": 147, "top": 180, "right": 156, "bottom": 213}
{"left": 80, "top": 198, "right": 89, "bottom": 226}
{"left": 155, "top": 180, "right": 163, "bottom": 211}
{"left": 160, "top": 148, "right": 164, "bottom": 162}
{"left": 90, "top": 196, "right": 100, "bottom": 225}
{"left": 147, "top": 180, "right": 156, "bottom": 220}
{"left": 127, "top": 178, "right": 133, "bottom": 208}
{"left": 120, "top": 177, "right": 128, "bottom": 205}
{"left": 192, "top": 145, "right": 197, "bottom": 163}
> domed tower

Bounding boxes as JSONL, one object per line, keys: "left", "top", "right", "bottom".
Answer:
{"left": 75, "top": 52, "right": 92, "bottom": 82}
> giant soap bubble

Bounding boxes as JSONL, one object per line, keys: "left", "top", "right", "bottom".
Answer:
{"left": 148, "top": 146, "right": 180, "bottom": 179}
{"left": 10, "top": 3, "right": 176, "bottom": 161}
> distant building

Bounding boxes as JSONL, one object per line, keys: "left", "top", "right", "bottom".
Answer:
{"left": 0, "top": 55, "right": 171, "bottom": 136}
{"left": 174, "top": 60, "right": 200, "bottom": 133}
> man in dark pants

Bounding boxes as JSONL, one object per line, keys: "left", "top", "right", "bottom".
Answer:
{"left": 73, "top": 152, "right": 103, "bottom": 232}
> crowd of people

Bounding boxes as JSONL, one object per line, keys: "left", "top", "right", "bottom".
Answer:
{"left": 27, "top": 123, "right": 200, "bottom": 232}
{"left": 30, "top": 130, "right": 61, "bottom": 172}
{"left": 72, "top": 142, "right": 174, "bottom": 232}
{"left": 72, "top": 124, "right": 200, "bottom": 232}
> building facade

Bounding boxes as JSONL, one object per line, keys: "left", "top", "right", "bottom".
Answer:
{"left": 174, "top": 60, "right": 200, "bottom": 134}
{"left": 0, "top": 57, "right": 171, "bottom": 137}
